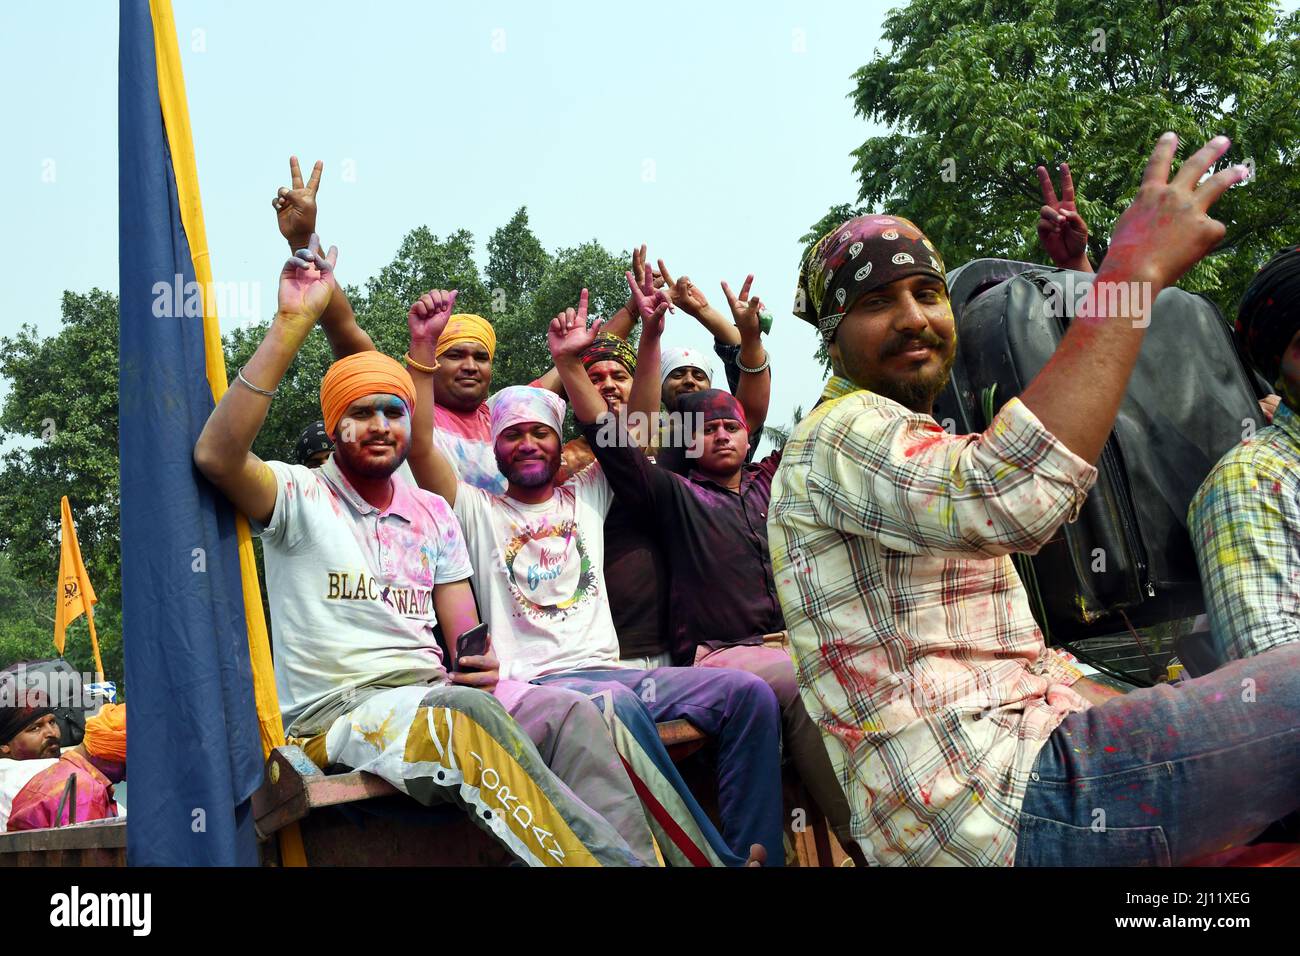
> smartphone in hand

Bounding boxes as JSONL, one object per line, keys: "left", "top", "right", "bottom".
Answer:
{"left": 453, "top": 623, "right": 490, "bottom": 673}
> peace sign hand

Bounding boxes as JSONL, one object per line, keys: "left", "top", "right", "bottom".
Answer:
{"left": 626, "top": 267, "right": 670, "bottom": 337}
{"left": 721, "top": 274, "right": 764, "bottom": 340}
{"left": 272, "top": 155, "right": 324, "bottom": 251}
{"left": 1036, "top": 162, "right": 1090, "bottom": 269}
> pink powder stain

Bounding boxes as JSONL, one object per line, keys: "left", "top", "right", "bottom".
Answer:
{"left": 903, "top": 432, "right": 946, "bottom": 458}
{"left": 1166, "top": 725, "right": 1178, "bottom": 737}
{"left": 1139, "top": 803, "right": 1160, "bottom": 816}
{"left": 1104, "top": 745, "right": 1119, "bottom": 753}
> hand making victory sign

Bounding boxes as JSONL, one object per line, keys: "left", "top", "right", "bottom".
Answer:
{"left": 1036, "top": 162, "right": 1092, "bottom": 273}
{"left": 720, "top": 274, "right": 765, "bottom": 340}
{"left": 273, "top": 155, "right": 324, "bottom": 251}
{"left": 626, "top": 263, "right": 671, "bottom": 332}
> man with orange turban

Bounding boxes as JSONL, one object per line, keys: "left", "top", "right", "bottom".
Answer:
{"left": 191, "top": 242, "right": 659, "bottom": 866}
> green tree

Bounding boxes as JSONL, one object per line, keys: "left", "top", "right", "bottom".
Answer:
{"left": 0, "top": 290, "right": 120, "bottom": 591}
{"left": 835, "top": 0, "right": 1300, "bottom": 314}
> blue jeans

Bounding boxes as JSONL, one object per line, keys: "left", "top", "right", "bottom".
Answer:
{"left": 1015, "top": 644, "right": 1300, "bottom": 866}
{"left": 534, "top": 666, "right": 784, "bottom": 866}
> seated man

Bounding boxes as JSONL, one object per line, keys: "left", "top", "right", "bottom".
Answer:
{"left": 1189, "top": 245, "right": 1300, "bottom": 661}
{"left": 406, "top": 289, "right": 783, "bottom": 866}
{"left": 193, "top": 242, "right": 652, "bottom": 867}
{"left": 1, "top": 679, "right": 125, "bottom": 832}
{"left": 769, "top": 134, "right": 1300, "bottom": 866}
{"left": 564, "top": 287, "right": 856, "bottom": 855}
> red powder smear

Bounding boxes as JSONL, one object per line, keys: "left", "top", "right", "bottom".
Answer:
{"left": 986, "top": 519, "right": 993, "bottom": 526}
{"left": 1274, "top": 481, "right": 1283, "bottom": 493}
{"left": 1139, "top": 803, "right": 1160, "bottom": 816}
{"left": 903, "top": 431, "right": 946, "bottom": 458}
{"left": 1104, "top": 745, "right": 1119, "bottom": 753}
{"left": 1166, "top": 725, "right": 1178, "bottom": 737}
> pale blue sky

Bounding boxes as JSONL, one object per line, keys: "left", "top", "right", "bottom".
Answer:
{"left": 0, "top": 0, "right": 898, "bottom": 442}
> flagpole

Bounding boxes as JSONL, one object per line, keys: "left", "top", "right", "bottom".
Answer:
{"left": 84, "top": 604, "right": 104, "bottom": 683}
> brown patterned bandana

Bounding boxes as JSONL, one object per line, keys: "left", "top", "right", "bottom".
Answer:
{"left": 795, "top": 214, "right": 945, "bottom": 343}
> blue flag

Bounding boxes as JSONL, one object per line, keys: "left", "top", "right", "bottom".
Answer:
{"left": 118, "top": 0, "right": 262, "bottom": 866}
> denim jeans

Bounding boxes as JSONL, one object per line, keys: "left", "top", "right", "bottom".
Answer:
{"left": 1015, "top": 644, "right": 1300, "bottom": 866}
{"left": 534, "top": 666, "right": 783, "bottom": 866}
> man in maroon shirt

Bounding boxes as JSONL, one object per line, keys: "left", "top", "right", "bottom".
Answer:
{"left": 561, "top": 294, "right": 859, "bottom": 857}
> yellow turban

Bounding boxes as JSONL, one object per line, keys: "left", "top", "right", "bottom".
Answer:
{"left": 319, "top": 352, "right": 417, "bottom": 437}
{"left": 435, "top": 313, "right": 497, "bottom": 361}
{"left": 83, "top": 703, "right": 126, "bottom": 763}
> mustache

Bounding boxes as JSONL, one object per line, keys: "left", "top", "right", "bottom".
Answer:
{"left": 880, "top": 329, "right": 948, "bottom": 359}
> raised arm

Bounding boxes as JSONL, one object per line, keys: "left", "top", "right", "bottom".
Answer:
{"left": 548, "top": 289, "right": 609, "bottom": 425}
{"left": 405, "top": 289, "right": 462, "bottom": 506}
{"left": 624, "top": 266, "right": 672, "bottom": 445}
{"left": 721, "top": 274, "right": 771, "bottom": 437}
{"left": 194, "top": 242, "right": 338, "bottom": 523}
{"left": 657, "top": 258, "right": 741, "bottom": 347}
{"left": 1035, "top": 162, "right": 1093, "bottom": 274}
{"left": 273, "top": 155, "right": 375, "bottom": 357}
{"left": 532, "top": 245, "right": 648, "bottom": 394}
{"left": 1019, "top": 134, "right": 1248, "bottom": 463}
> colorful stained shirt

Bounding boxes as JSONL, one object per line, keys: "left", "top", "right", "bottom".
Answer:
{"left": 255, "top": 456, "right": 475, "bottom": 736}
{"left": 6, "top": 751, "right": 119, "bottom": 831}
{"left": 1188, "top": 401, "right": 1300, "bottom": 662}
{"left": 434, "top": 402, "right": 507, "bottom": 495}
{"left": 581, "top": 421, "right": 784, "bottom": 663}
{"left": 767, "top": 375, "right": 1097, "bottom": 866}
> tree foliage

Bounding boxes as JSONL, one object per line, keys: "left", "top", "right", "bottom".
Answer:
{"left": 833, "top": 0, "right": 1300, "bottom": 313}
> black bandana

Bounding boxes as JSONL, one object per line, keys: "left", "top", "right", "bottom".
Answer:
{"left": 1237, "top": 246, "right": 1300, "bottom": 385}
{"left": 294, "top": 419, "right": 334, "bottom": 466}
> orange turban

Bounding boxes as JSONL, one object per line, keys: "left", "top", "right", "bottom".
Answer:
{"left": 83, "top": 703, "right": 126, "bottom": 763}
{"left": 320, "top": 352, "right": 417, "bottom": 437}
{"left": 435, "top": 313, "right": 496, "bottom": 361}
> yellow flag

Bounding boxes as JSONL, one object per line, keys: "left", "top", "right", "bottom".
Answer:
{"left": 54, "top": 497, "right": 101, "bottom": 677}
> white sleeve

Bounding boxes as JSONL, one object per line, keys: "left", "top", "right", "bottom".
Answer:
{"left": 255, "top": 461, "right": 316, "bottom": 552}
{"left": 570, "top": 459, "right": 614, "bottom": 519}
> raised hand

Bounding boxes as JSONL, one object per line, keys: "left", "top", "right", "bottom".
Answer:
{"left": 272, "top": 156, "right": 323, "bottom": 250}
{"left": 1036, "top": 162, "right": 1090, "bottom": 269}
{"left": 1102, "top": 134, "right": 1247, "bottom": 290}
{"left": 626, "top": 267, "right": 670, "bottom": 337}
{"left": 547, "top": 289, "right": 605, "bottom": 362}
{"left": 657, "top": 260, "right": 711, "bottom": 318}
{"left": 278, "top": 233, "right": 337, "bottom": 323}
{"left": 408, "top": 289, "right": 458, "bottom": 350}
{"left": 721, "top": 274, "right": 764, "bottom": 340}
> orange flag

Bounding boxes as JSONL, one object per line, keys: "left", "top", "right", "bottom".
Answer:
{"left": 54, "top": 495, "right": 103, "bottom": 679}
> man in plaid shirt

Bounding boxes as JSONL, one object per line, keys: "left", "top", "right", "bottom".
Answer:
{"left": 770, "top": 135, "right": 1300, "bottom": 865}
{"left": 1191, "top": 245, "right": 1300, "bottom": 663}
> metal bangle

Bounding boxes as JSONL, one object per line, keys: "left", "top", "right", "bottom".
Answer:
{"left": 735, "top": 350, "right": 771, "bottom": 375}
{"left": 236, "top": 365, "right": 277, "bottom": 398}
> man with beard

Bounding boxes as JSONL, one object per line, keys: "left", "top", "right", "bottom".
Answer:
{"left": 0, "top": 674, "right": 126, "bottom": 832}
{"left": 193, "top": 243, "right": 657, "bottom": 867}
{"left": 562, "top": 289, "right": 860, "bottom": 860}
{"left": 768, "top": 135, "right": 1300, "bottom": 867}
{"left": 406, "top": 289, "right": 783, "bottom": 866}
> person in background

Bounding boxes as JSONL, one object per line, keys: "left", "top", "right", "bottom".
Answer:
{"left": 295, "top": 419, "right": 334, "bottom": 468}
